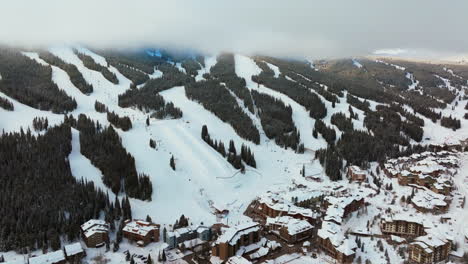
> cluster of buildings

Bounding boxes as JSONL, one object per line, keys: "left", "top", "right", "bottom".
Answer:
{"left": 383, "top": 151, "right": 459, "bottom": 213}
{"left": 380, "top": 212, "right": 453, "bottom": 263}
{"left": 383, "top": 151, "right": 458, "bottom": 193}
{"left": 316, "top": 195, "right": 365, "bottom": 264}
{"left": 165, "top": 225, "right": 212, "bottom": 252}
{"left": 244, "top": 188, "right": 367, "bottom": 264}
{"left": 17, "top": 242, "right": 85, "bottom": 264}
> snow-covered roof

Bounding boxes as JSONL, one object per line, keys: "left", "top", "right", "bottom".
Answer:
{"left": 323, "top": 194, "right": 363, "bottom": 224}
{"left": 348, "top": 165, "right": 366, "bottom": 175}
{"left": 249, "top": 246, "right": 269, "bottom": 260}
{"left": 390, "top": 235, "right": 405, "bottom": 243}
{"left": 226, "top": 256, "right": 252, "bottom": 264}
{"left": 414, "top": 234, "right": 449, "bottom": 249}
{"left": 382, "top": 212, "right": 425, "bottom": 225}
{"left": 412, "top": 189, "right": 447, "bottom": 209}
{"left": 29, "top": 250, "right": 65, "bottom": 264}
{"left": 259, "top": 193, "right": 319, "bottom": 219}
{"left": 123, "top": 220, "right": 158, "bottom": 237}
{"left": 318, "top": 221, "right": 356, "bottom": 256}
{"left": 266, "top": 216, "right": 313, "bottom": 235}
{"left": 64, "top": 242, "right": 84, "bottom": 256}
{"left": 81, "top": 219, "right": 107, "bottom": 231}
{"left": 83, "top": 225, "right": 109, "bottom": 238}
{"left": 411, "top": 233, "right": 450, "bottom": 254}
{"left": 3, "top": 260, "right": 25, "bottom": 264}
{"left": 216, "top": 222, "right": 259, "bottom": 245}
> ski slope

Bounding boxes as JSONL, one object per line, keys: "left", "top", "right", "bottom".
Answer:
{"left": 1, "top": 45, "right": 467, "bottom": 228}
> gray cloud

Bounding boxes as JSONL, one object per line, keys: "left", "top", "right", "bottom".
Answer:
{"left": 1, "top": 0, "right": 467, "bottom": 58}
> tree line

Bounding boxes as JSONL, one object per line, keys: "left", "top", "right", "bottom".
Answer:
{"left": 0, "top": 48, "right": 76, "bottom": 113}
{"left": 201, "top": 125, "right": 256, "bottom": 171}
{"left": 210, "top": 54, "right": 255, "bottom": 113}
{"left": 0, "top": 95, "right": 13, "bottom": 111}
{"left": 251, "top": 90, "right": 301, "bottom": 151}
{"left": 186, "top": 80, "right": 260, "bottom": 144}
{"left": 39, "top": 51, "right": 93, "bottom": 94}
{"left": 251, "top": 67, "right": 327, "bottom": 120}
{"left": 66, "top": 114, "right": 152, "bottom": 200}
{"left": 0, "top": 124, "right": 112, "bottom": 252}
{"left": 107, "top": 111, "right": 132, "bottom": 131}
{"left": 75, "top": 51, "right": 119, "bottom": 84}
{"left": 118, "top": 86, "right": 183, "bottom": 119}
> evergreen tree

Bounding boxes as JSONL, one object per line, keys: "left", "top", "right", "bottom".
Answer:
{"left": 146, "top": 116, "right": 150, "bottom": 126}
{"left": 147, "top": 254, "right": 153, "bottom": 264}
{"left": 113, "top": 241, "right": 119, "bottom": 252}
{"left": 228, "top": 140, "right": 236, "bottom": 155}
{"left": 201, "top": 125, "right": 209, "bottom": 141}
{"left": 170, "top": 155, "right": 176, "bottom": 170}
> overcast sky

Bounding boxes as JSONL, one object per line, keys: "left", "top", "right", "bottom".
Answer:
{"left": 1, "top": 0, "right": 467, "bottom": 59}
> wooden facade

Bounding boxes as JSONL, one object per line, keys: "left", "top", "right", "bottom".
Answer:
{"left": 123, "top": 220, "right": 160, "bottom": 246}
{"left": 318, "top": 237, "right": 355, "bottom": 264}
{"left": 409, "top": 239, "right": 451, "bottom": 263}
{"left": 80, "top": 220, "right": 109, "bottom": 248}
{"left": 381, "top": 219, "right": 426, "bottom": 238}
{"left": 347, "top": 166, "right": 366, "bottom": 182}
{"left": 212, "top": 225, "right": 261, "bottom": 261}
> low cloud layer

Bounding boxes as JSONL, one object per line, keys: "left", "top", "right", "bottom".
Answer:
{"left": 1, "top": 0, "right": 467, "bottom": 58}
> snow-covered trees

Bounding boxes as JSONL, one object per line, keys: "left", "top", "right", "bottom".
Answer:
{"left": 251, "top": 90, "right": 301, "bottom": 150}
{"left": 32, "top": 117, "right": 49, "bottom": 131}
{"left": 94, "top": 100, "right": 108, "bottom": 113}
{"left": 0, "top": 48, "right": 77, "bottom": 113}
{"left": 75, "top": 114, "right": 152, "bottom": 200}
{"left": 440, "top": 115, "right": 461, "bottom": 130}
{"left": 107, "top": 111, "right": 132, "bottom": 131}
{"left": 39, "top": 51, "right": 93, "bottom": 94}
{"left": 201, "top": 126, "right": 256, "bottom": 171}
{"left": 76, "top": 51, "right": 119, "bottom": 84}
{"left": 0, "top": 96, "right": 13, "bottom": 111}
{"left": 186, "top": 80, "right": 260, "bottom": 144}
{"left": 0, "top": 123, "right": 112, "bottom": 252}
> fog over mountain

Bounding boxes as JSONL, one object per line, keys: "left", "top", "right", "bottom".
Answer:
{"left": 1, "top": 0, "right": 468, "bottom": 58}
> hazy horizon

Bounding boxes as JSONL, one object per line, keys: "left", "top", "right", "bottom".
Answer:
{"left": 1, "top": 0, "right": 468, "bottom": 59}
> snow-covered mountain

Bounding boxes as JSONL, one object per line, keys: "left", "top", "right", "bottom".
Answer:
{"left": 1, "top": 45, "right": 467, "bottom": 263}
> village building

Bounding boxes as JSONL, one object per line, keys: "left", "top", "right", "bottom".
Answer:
{"left": 80, "top": 219, "right": 109, "bottom": 248}
{"left": 411, "top": 189, "right": 450, "bottom": 214}
{"left": 211, "top": 222, "right": 262, "bottom": 261}
{"left": 322, "top": 195, "right": 364, "bottom": 224}
{"left": 380, "top": 214, "right": 426, "bottom": 237}
{"left": 256, "top": 194, "right": 320, "bottom": 225}
{"left": 397, "top": 170, "right": 418, "bottom": 186}
{"left": 266, "top": 216, "right": 313, "bottom": 244}
{"left": 28, "top": 250, "right": 66, "bottom": 264}
{"left": 123, "top": 220, "right": 160, "bottom": 246}
{"left": 64, "top": 242, "right": 85, "bottom": 263}
{"left": 346, "top": 165, "right": 367, "bottom": 182}
{"left": 165, "top": 225, "right": 212, "bottom": 252}
{"left": 317, "top": 221, "right": 357, "bottom": 264}
{"left": 409, "top": 235, "right": 451, "bottom": 263}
